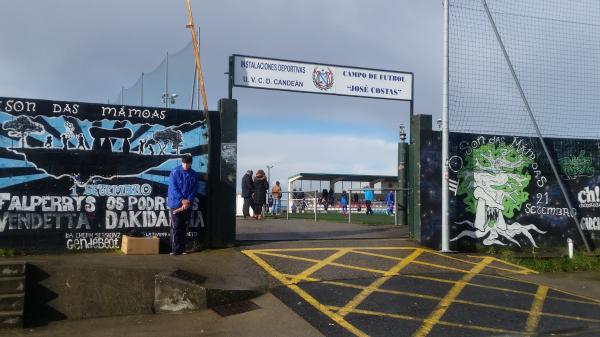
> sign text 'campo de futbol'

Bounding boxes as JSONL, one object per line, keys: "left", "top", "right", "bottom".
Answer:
{"left": 232, "top": 55, "right": 413, "bottom": 101}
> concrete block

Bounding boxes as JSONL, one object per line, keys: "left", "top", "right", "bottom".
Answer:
{"left": 0, "top": 277, "right": 25, "bottom": 295}
{"left": 154, "top": 271, "right": 207, "bottom": 313}
{"left": 0, "top": 311, "right": 22, "bottom": 329}
{"left": 0, "top": 294, "right": 24, "bottom": 311}
{"left": 0, "top": 263, "right": 26, "bottom": 277}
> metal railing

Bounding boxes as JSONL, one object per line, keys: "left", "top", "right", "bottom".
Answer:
{"left": 346, "top": 188, "right": 408, "bottom": 225}
{"left": 254, "top": 188, "right": 408, "bottom": 225}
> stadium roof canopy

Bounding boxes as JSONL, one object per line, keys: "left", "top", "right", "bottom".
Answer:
{"left": 288, "top": 173, "right": 397, "bottom": 185}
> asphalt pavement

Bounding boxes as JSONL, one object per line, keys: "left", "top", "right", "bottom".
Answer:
{"left": 2, "top": 219, "right": 600, "bottom": 337}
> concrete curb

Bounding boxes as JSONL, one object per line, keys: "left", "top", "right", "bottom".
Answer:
{"left": 154, "top": 269, "right": 264, "bottom": 313}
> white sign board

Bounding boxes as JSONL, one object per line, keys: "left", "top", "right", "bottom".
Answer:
{"left": 232, "top": 55, "right": 413, "bottom": 101}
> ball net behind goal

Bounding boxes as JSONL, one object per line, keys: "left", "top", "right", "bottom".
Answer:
{"left": 448, "top": 0, "right": 600, "bottom": 139}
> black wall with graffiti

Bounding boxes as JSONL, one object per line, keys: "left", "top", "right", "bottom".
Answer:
{"left": 0, "top": 97, "right": 209, "bottom": 252}
{"left": 419, "top": 129, "right": 600, "bottom": 252}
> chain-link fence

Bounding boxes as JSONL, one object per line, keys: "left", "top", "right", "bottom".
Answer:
{"left": 449, "top": 0, "right": 600, "bottom": 138}
{"left": 109, "top": 40, "right": 200, "bottom": 110}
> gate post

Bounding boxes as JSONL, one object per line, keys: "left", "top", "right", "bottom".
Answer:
{"left": 397, "top": 126, "right": 408, "bottom": 225}
{"left": 408, "top": 114, "right": 432, "bottom": 241}
{"left": 207, "top": 99, "right": 237, "bottom": 248}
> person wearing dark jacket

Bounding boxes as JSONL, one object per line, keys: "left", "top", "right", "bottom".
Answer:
{"left": 241, "top": 170, "right": 254, "bottom": 219}
{"left": 252, "top": 169, "right": 269, "bottom": 220}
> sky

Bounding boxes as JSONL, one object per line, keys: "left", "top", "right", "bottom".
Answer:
{"left": 0, "top": 0, "right": 443, "bottom": 191}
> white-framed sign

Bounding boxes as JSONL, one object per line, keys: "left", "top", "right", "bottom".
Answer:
{"left": 232, "top": 55, "right": 413, "bottom": 101}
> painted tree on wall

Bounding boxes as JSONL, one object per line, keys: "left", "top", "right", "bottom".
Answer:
{"left": 153, "top": 128, "right": 183, "bottom": 155}
{"left": 451, "top": 143, "right": 545, "bottom": 247}
{"left": 3, "top": 116, "right": 44, "bottom": 148}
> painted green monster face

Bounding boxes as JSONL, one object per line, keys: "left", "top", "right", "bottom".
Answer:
{"left": 458, "top": 143, "right": 532, "bottom": 220}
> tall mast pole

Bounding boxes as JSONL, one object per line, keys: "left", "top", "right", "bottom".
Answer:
{"left": 186, "top": 0, "right": 209, "bottom": 113}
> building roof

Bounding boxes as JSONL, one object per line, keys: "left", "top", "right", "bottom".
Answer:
{"left": 288, "top": 173, "right": 397, "bottom": 184}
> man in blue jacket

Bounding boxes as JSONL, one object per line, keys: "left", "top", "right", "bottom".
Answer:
{"left": 167, "top": 154, "right": 198, "bottom": 255}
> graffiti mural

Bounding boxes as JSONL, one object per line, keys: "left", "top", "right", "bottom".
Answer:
{"left": 419, "top": 129, "right": 600, "bottom": 251}
{"left": 0, "top": 97, "right": 208, "bottom": 252}
{"left": 450, "top": 142, "right": 545, "bottom": 247}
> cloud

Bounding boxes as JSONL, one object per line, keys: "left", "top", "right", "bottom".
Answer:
{"left": 237, "top": 131, "right": 398, "bottom": 191}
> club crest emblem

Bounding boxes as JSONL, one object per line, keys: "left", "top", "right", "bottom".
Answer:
{"left": 312, "top": 66, "right": 334, "bottom": 91}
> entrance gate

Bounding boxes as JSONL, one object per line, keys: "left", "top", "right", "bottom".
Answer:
{"left": 224, "top": 55, "right": 414, "bottom": 241}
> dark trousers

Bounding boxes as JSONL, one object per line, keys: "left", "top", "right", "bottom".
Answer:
{"left": 365, "top": 200, "right": 373, "bottom": 215}
{"left": 170, "top": 209, "right": 191, "bottom": 254}
{"left": 253, "top": 203, "right": 264, "bottom": 216}
{"left": 243, "top": 197, "right": 253, "bottom": 217}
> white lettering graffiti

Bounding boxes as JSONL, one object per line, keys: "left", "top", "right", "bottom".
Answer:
{"left": 578, "top": 186, "right": 600, "bottom": 208}
{"left": 0, "top": 193, "right": 95, "bottom": 212}
{"left": 103, "top": 196, "right": 203, "bottom": 230}
{"left": 65, "top": 232, "right": 120, "bottom": 250}
{"left": 101, "top": 106, "right": 166, "bottom": 120}
{"left": 52, "top": 103, "right": 79, "bottom": 115}
{"left": 581, "top": 217, "right": 600, "bottom": 231}
{"left": 84, "top": 183, "right": 152, "bottom": 197}
{"left": 2, "top": 100, "right": 36, "bottom": 113}
{"left": 524, "top": 203, "right": 573, "bottom": 217}
{"left": 0, "top": 212, "right": 91, "bottom": 232}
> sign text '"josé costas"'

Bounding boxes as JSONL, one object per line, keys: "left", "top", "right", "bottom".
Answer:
{"left": 233, "top": 55, "right": 412, "bottom": 101}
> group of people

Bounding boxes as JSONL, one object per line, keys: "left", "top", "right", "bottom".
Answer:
{"left": 241, "top": 169, "right": 283, "bottom": 219}
{"left": 338, "top": 187, "right": 396, "bottom": 216}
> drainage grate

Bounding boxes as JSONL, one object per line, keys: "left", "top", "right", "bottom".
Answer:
{"left": 212, "top": 300, "right": 261, "bottom": 317}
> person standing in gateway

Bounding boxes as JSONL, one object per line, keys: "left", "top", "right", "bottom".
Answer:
{"left": 241, "top": 170, "right": 254, "bottom": 219}
{"left": 167, "top": 154, "right": 198, "bottom": 255}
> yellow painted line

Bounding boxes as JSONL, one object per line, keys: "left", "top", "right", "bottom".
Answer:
{"left": 350, "top": 249, "right": 408, "bottom": 261}
{"left": 490, "top": 257, "right": 538, "bottom": 274}
{"left": 327, "top": 306, "right": 529, "bottom": 335}
{"left": 290, "top": 248, "right": 351, "bottom": 284}
{"left": 256, "top": 251, "right": 389, "bottom": 275}
{"left": 426, "top": 250, "right": 483, "bottom": 265}
{"left": 502, "top": 275, "right": 600, "bottom": 305}
{"left": 243, "top": 250, "right": 369, "bottom": 337}
{"left": 413, "top": 257, "right": 494, "bottom": 337}
{"left": 278, "top": 277, "right": 600, "bottom": 324}
{"left": 403, "top": 274, "right": 536, "bottom": 296}
{"left": 245, "top": 246, "right": 416, "bottom": 253}
{"left": 253, "top": 251, "right": 324, "bottom": 264}
{"left": 466, "top": 255, "right": 538, "bottom": 274}
{"left": 411, "top": 260, "right": 474, "bottom": 273}
{"left": 547, "top": 287, "right": 600, "bottom": 304}
{"left": 337, "top": 249, "right": 424, "bottom": 318}
{"left": 526, "top": 285, "right": 549, "bottom": 332}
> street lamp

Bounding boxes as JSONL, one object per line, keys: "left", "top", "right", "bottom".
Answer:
{"left": 161, "top": 92, "right": 179, "bottom": 108}
{"left": 266, "top": 164, "right": 274, "bottom": 182}
{"left": 399, "top": 125, "right": 407, "bottom": 143}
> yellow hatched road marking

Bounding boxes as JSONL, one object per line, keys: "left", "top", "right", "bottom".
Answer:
{"left": 355, "top": 249, "right": 532, "bottom": 275}
{"left": 248, "top": 246, "right": 416, "bottom": 253}
{"left": 526, "top": 285, "right": 549, "bottom": 332}
{"left": 256, "top": 251, "right": 389, "bottom": 275}
{"left": 413, "top": 257, "right": 494, "bottom": 337}
{"left": 467, "top": 255, "right": 538, "bottom": 274}
{"left": 243, "top": 247, "right": 600, "bottom": 336}
{"left": 503, "top": 275, "right": 600, "bottom": 304}
{"left": 290, "top": 248, "right": 351, "bottom": 284}
{"left": 337, "top": 248, "right": 424, "bottom": 318}
{"left": 280, "top": 274, "right": 600, "bottom": 324}
{"left": 242, "top": 250, "right": 369, "bottom": 337}
{"left": 327, "top": 306, "right": 528, "bottom": 335}
{"left": 404, "top": 274, "right": 600, "bottom": 306}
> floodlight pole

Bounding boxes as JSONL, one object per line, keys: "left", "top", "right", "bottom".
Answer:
{"left": 441, "top": 0, "right": 451, "bottom": 252}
